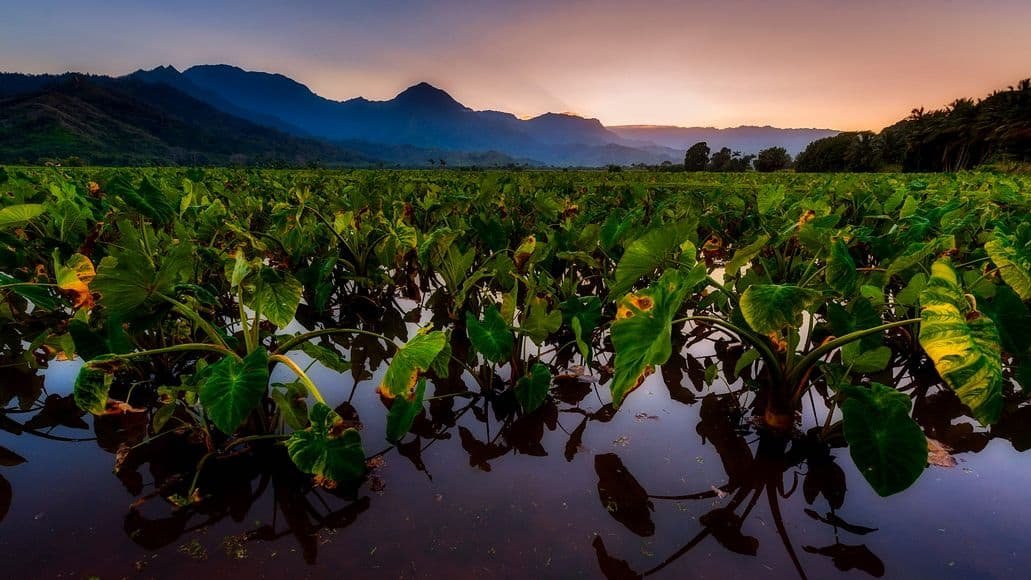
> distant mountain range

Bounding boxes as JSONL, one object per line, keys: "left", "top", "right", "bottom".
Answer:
{"left": 0, "top": 64, "right": 840, "bottom": 167}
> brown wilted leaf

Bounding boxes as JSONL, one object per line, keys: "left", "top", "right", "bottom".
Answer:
{"left": 927, "top": 438, "right": 956, "bottom": 468}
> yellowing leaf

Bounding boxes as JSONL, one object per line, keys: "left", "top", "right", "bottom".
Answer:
{"left": 54, "top": 252, "right": 96, "bottom": 310}
{"left": 919, "top": 260, "right": 1003, "bottom": 426}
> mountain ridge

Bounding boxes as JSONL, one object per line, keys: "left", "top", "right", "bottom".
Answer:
{"left": 2, "top": 63, "right": 842, "bottom": 165}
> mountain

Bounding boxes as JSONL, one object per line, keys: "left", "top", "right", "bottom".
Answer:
{"left": 608, "top": 125, "right": 840, "bottom": 156}
{"left": 129, "top": 65, "right": 675, "bottom": 165}
{"left": 0, "top": 73, "right": 379, "bottom": 166}
{"left": 1, "top": 64, "right": 842, "bottom": 166}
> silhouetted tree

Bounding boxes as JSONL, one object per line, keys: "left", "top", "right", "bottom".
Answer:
{"left": 684, "top": 142, "right": 710, "bottom": 171}
{"left": 795, "top": 132, "right": 883, "bottom": 172}
{"left": 753, "top": 147, "right": 791, "bottom": 172}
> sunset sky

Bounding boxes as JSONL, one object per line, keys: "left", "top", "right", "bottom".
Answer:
{"left": 2, "top": 0, "right": 1029, "bottom": 130}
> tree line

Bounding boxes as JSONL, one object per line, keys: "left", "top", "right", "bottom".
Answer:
{"left": 679, "top": 77, "right": 1030, "bottom": 173}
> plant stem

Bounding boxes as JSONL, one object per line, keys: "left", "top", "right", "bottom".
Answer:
{"left": 786, "top": 318, "right": 920, "bottom": 392}
{"left": 274, "top": 327, "right": 398, "bottom": 355}
{"left": 269, "top": 354, "right": 326, "bottom": 404}
{"left": 239, "top": 288, "right": 254, "bottom": 354}
{"left": 88, "top": 343, "right": 240, "bottom": 364}
{"left": 671, "top": 315, "right": 785, "bottom": 384}
{"left": 158, "top": 293, "right": 229, "bottom": 348}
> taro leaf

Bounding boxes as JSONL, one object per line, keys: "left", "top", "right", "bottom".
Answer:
{"left": 725, "top": 234, "right": 770, "bottom": 278}
{"left": 841, "top": 342, "right": 893, "bottom": 373}
{"left": 148, "top": 401, "right": 175, "bottom": 433}
{"left": 895, "top": 272, "right": 927, "bottom": 307}
{"left": 571, "top": 318, "right": 591, "bottom": 363}
{"left": 610, "top": 269, "right": 691, "bottom": 407}
{"left": 380, "top": 331, "right": 446, "bottom": 399}
{"left": 733, "top": 348, "right": 761, "bottom": 379}
{"left": 981, "top": 285, "right": 1031, "bottom": 355}
{"left": 521, "top": 296, "right": 562, "bottom": 345}
{"left": 252, "top": 269, "right": 302, "bottom": 329}
{"left": 199, "top": 348, "right": 270, "bottom": 434}
{"left": 54, "top": 251, "right": 95, "bottom": 310}
{"left": 0, "top": 203, "right": 44, "bottom": 229}
{"left": 841, "top": 383, "right": 927, "bottom": 497}
{"left": 430, "top": 339, "right": 452, "bottom": 378}
{"left": 0, "top": 446, "right": 26, "bottom": 467}
{"left": 986, "top": 229, "right": 1031, "bottom": 300}
{"left": 68, "top": 319, "right": 110, "bottom": 361}
{"left": 513, "top": 235, "right": 537, "bottom": 272}
{"left": 561, "top": 296, "right": 602, "bottom": 333}
{"left": 386, "top": 378, "right": 426, "bottom": 442}
{"left": 826, "top": 239, "right": 857, "bottom": 295}
{"left": 93, "top": 253, "right": 172, "bottom": 318}
{"left": 106, "top": 175, "right": 176, "bottom": 225}
{"left": 886, "top": 236, "right": 955, "bottom": 279}
{"left": 286, "top": 402, "right": 366, "bottom": 483}
{"left": 611, "top": 219, "right": 695, "bottom": 296}
{"left": 299, "top": 341, "right": 351, "bottom": 373}
{"left": 919, "top": 260, "right": 1004, "bottom": 425}
{"left": 0, "top": 272, "right": 59, "bottom": 310}
{"left": 73, "top": 367, "right": 114, "bottom": 415}
{"left": 515, "top": 363, "right": 551, "bottom": 413}
{"left": 563, "top": 296, "right": 602, "bottom": 363}
{"left": 466, "top": 306, "right": 513, "bottom": 364}
{"left": 827, "top": 298, "right": 883, "bottom": 350}
{"left": 271, "top": 381, "right": 310, "bottom": 430}
{"left": 740, "top": 284, "right": 821, "bottom": 334}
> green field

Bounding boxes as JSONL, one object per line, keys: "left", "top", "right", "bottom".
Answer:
{"left": 2, "top": 166, "right": 1030, "bottom": 575}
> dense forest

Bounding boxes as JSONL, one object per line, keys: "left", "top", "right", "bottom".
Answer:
{"left": 795, "top": 78, "right": 1031, "bottom": 172}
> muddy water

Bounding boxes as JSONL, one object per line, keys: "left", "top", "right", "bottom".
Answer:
{"left": 2, "top": 323, "right": 1031, "bottom": 579}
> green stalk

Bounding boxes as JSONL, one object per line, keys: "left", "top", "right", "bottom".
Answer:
{"left": 86, "top": 342, "right": 241, "bottom": 365}
{"left": 786, "top": 317, "right": 921, "bottom": 399}
{"left": 274, "top": 327, "right": 398, "bottom": 355}
{"left": 672, "top": 315, "right": 785, "bottom": 385}
{"left": 238, "top": 288, "right": 254, "bottom": 354}
{"left": 157, "top": 293, "right": 229, "bottom": 349}
{"left": 270, "top": 354, "right": 326, "bottom": 404}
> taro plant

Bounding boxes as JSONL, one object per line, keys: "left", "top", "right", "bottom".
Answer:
{"left": 71, "top": 246, "right": 448, "bottom": 492}
{"left": 607, "top": 216, "right": 1010, "bottom": 496}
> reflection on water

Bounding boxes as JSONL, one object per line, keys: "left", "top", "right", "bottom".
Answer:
{"left": 3, "top": 295, "right": 1031, "bottom": 578}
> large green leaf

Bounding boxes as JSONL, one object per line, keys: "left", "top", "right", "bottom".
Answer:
{"left": 725, "top": 234, "right": 770, "bottom": 278}
{"left": 286, "top": 402, "right": 366, "bottom": 483}
{"left": 841, "top": 383, "right": 927, "bottom": 497}
{"left": 298, "top": 341, "right": 351, "bottom": 373}
{"left": 270, "top": 381, "right": 309, "bottom": 430}
{"left": 92, "top": 249, "right": 184, "bottom": 318}
{"left": 0, "top": 272, "right": 59, "bottom": 310}
{"left": 73, "top": 367, "right": 113, "bottom": 415}
{"left": 610, "top": 269, "right": 692, "bottom": 407}
{"left": 0, "top": 203, "right": 44, "bottom": 230}
{"left": 611, "top": 219, "right": 695, "bottom": 296}
{"left": 515, "top": 363, "right": 551, "bottom": 413}
{"left": 466, "top": 306, "right": 513, "bottom": 364}
{"left": 380, "top": 331, "right": 446, "bottom": 399}
{"left": 252, "top": 269, "right": 302, "bottom": 328}
{"left": 919, "top": 260, "right": 1004, "bottom": 425}
{"left": 199, "top": 348, "right": 270, "bottom": 434}
{"left": 826, "top": 239, "right": 857, "bottom": 295}
{"left": 106, "top": 175, "right": 176, "bottom": 225}
{"left": 386, "top": 378, "right": 426, "bottom": 442}
{"left": 521, "top": 296, "right": 562, "bottom": 345}
{"left": 986, "top": 229, "right": 1031, "bottom": 300}
{"left": 740, "top": 284, "right": 821, "bottom": 334}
